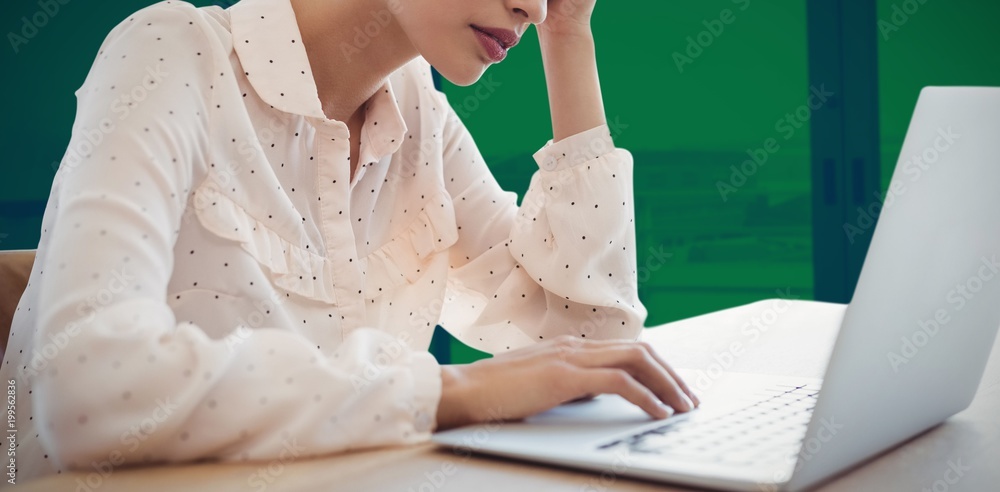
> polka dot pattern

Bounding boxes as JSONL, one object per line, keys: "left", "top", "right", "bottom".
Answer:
{"left": 0, "top": 0, "right": 644, "bottom": 481}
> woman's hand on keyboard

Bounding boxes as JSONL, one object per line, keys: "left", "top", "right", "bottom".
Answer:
{"left": 435, "top": 335, "right": 700, "bottom": 430}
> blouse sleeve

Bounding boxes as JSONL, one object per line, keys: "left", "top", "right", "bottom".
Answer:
{"left": 435, "top": 90, "right": 647, "bottom": 353}
{"left": 30, "top": 3, "right": 440, "bottom": 470}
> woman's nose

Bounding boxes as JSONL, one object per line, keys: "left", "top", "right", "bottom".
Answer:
{"left": 508, "top": 0, "right": 547, "bottom": 25}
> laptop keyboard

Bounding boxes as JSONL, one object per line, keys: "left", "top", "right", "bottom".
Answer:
{"left": 597, "top": 383, "right": 820, "bottom": 467}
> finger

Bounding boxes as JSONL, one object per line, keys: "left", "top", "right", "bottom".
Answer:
{"left": 576, "top": 368, "right": 672, "bottom": 419}
{"left": 561, "top": 338, "right": 702, "bottom": 407}
{"left": 567, "top": 345, "right": 694, "bottom": 412}
{"left": 640, "top": 342, "right": 701, "bottom": 407}
{"left": 528, "top": 337, "right": 699, "bottom": 408}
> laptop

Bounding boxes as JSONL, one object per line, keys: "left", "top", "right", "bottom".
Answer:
{"left": 432, "top": 87, "right": 1000, "bottom": 491}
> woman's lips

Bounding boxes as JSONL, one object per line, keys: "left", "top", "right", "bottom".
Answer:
{"left": 471, "top": 25, "right": 519, "bottom": 63}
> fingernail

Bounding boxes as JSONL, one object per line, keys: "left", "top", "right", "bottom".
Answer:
{"left": 659, "top": 405, "right": 674, "bottom": 419}
{"left": 682, "top": 394, "right": 694, "bottom": 411}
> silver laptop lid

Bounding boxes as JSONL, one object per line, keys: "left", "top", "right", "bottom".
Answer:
{"left": 788, "top": 87, "right": 1000, "bottom": 490}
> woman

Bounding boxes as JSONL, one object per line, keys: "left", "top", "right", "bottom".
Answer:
{"left": 1, "top": 0, "right": 698, "bottom": 480}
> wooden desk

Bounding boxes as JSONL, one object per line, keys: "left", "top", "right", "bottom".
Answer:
{"left": 19, "top": 300, "right": 1000, "bottom": 491}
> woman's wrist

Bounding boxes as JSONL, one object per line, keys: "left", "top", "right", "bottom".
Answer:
{"left": 537, "top": 23, "right": 593, "bottom": 42}
{"left": 537, "top": 25, "right": 595, "bottom": 57}
{"left": 537, "top": 27, "right": 606, "bottom": 142}
{"left": 436, "top": 365, "right": 476, "bottom": 430}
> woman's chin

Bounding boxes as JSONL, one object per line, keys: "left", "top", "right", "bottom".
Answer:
{"left": 433, "top": 63, "right": 488, "bottom": 88}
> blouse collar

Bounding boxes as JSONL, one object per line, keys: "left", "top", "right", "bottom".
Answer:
{"left": 229, "top": 0, "right": 407, "bottom": 158}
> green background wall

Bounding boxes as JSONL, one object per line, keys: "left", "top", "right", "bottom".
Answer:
{"left": 2, "top": 1, "right": 998, "bottom": 364}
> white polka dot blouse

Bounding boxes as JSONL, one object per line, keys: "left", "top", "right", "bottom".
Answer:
{"left": 1, "top": 0, "right": 646, "bottom": 479}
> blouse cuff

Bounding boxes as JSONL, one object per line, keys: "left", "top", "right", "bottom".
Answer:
{"left": 409, "top": 351, "right": 443, "bottom": 434}
{"left": 532, "top": 123, "right": 616, "bottom": 172}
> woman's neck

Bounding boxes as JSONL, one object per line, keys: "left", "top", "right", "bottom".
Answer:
{"left": 290, "top": 0, "right": 419, "bottom": 123}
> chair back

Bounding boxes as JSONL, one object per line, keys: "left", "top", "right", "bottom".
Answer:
{"left": 0, "top": 249, "right": 36, "bottom": 362}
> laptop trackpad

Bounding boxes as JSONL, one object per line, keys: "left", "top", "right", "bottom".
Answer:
{"left": 526, "top": 394, "right": 654, "bottom": 426}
